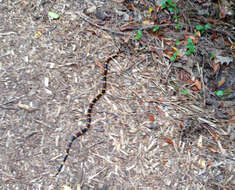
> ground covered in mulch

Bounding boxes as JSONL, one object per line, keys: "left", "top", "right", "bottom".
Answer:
{"left": 0, "top": 0, "right": 234, "bottom": 189}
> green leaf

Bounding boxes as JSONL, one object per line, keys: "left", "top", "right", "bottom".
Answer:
{"left": 180, "top": 89, "right": 189, "bottom": 95}
{"left": 185, "top": 50, "right": 192, "bottom": 55}
{"left": 173, "top": 15, "right": 179, "bottom": 21}
{"left": 187, "top": 38, "right": 193, "bottom": 43}
{"left": 215, "top": 90, "right": 224, "bottom": 96}
{"left": 48, "top": 11, "right": 60, "bottom": 19}
{"left": 170, "top": 52, "right": 178, "bottom": 61}
{"left": 176, "top": 39, "right": 180, "bottom": 46}
{"left": 210, "top": 53, "right": 215, "bottom": 60}
{"left": 174, "top": 24, "right": 180, "bottom": 29}
{"left": 168, "top": 7, "right": 176, "bottom": 13}
{"left": 135, "top": 30, "right": 143, "bottom": 40}
{"left": 173, "top": 81, "right": 178, "bottom": 87}
{"left": 175, "top": 8, "right": 179, "bottom": 14}
{"left": 205, "top": 23, "right": 211, "bottom": 29}
{"left": 223, "top": 90, "right": 232, "bottom": 95}
{"left": 189, "top": 47, "right": 196, "bottom": 53}
{"left": 170, "top": 56, "right": 176, "bottom": 61}
{"left": 153, "top": 25, "right": 160, "bottom": 32}
{"left": 137, "top": 30, "right": 142, "bottom": 35}
{"left": 167, "top": 0, "right": 176, "bottom": 7}
{"left": 196, "top": 25, "right": 204, "bottom": 31}
{"left": 162, "top": 3, "right": 167, "bottom": 9}
{"left": 186, "top": 43, "right": 194, "bottom": 49}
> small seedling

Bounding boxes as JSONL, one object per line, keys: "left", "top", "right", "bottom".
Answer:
{"left": 186, "top": 38, "right": 196, "bottom": 55}
{"left": 170, "top": 51, "right": 178, "bottom": 61}
{"left": 161, "top": 0, "right": 179, "bottom": 14}
{"left": 176, "top": 39, "right": 181, "bottom": 46}
{"left": 173, "top": 15, "right": 179, "bottom": 21}
{"left": 210, "top": 53, "right": 215, "bottom": 60}
{"left": 215, "top": 90, "right": 232, "bottom": 96}
{"left": 135, "top": 30, "right": 143, "bottom": 40}
{"left": 174, "top": 24, "right": 181, "bottom": 30}
{"left": 153, "top": 25, "right": 160, "bottom": 32}
{"left": 180, "top": 89, "right": 189, "bottom": 95}
{"left": 196, "top": 23, "right": 211, "bottom": 34}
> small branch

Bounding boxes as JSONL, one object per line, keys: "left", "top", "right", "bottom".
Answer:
{"left": 77, "top": 12, "right": 128, "bottom": 36}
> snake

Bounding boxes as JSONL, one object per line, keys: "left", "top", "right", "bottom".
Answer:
{"left": 55, "top": 51, "right": 120, "bottom": 176}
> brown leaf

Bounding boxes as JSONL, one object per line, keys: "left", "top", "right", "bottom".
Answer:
{"left": 217, "top": 76, "right": 226, "bottom": 88}
{"left": 193, "top": 78, "right": 202, "bottom": 91}
{"left": 179, "top": 70, "right": 191, "bottom": 82}
{"left": 229, "top": 114, "right": 235, "bottom": 123}
{"left": 162, "top": 160, "right": 168, "bottom": 165}
{"left": 163, "top": 49, "right": 174, "bottom": 59}
{"left": 211, "top": 32, "right": 217, "bottom": 40}
{"left": 148, "top": 113, "right": 155, "bottom": 122}
{"left": 126, "top": 3, "right": 135, "bottom": 11}
{"left": 231, "top": 42, "right": 235, "bottom": 50}
{"left": 207, "top": 161, "right": 214, "bottom": 166}
{"left": 212, "top": 63, "right": 220, "bottom": 74}
{"left": 156, "top": 5, "right": 161, "bottom": 13}
{"left": 164, "top": 137, "right": 174, "bottom": 145}
{"left": 209, "top": 146, "right": 219, "bottom": 153}
{"left": 94, "top": 59, "right": 103, "bottom": 69}
{"left": 211, "top": 130, "right": 219, "bottom": 142}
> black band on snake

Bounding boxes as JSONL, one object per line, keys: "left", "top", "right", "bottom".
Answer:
{"left": 55, "top": 52, "right": 120, "bottom": 176}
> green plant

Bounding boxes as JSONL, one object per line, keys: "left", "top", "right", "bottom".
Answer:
{"left": 176, "top": 39, "right": 181, "bottom": 46}
{"left": 210, "top": 53, "right": 215, "bottom": 60}
{"left": 215, "top": 90, "right": 232, "bottom": 97}
{"left": 174, "top": 24, "right": 181, "bottom": 30}
{"left": 185, "top": 38, "right": 196, "bottom": 55}
{"left": 161, "top": 0, "right": 179, "bottom": 14}
{"left": 135, "top": 30, "right": 143, "bottom": 40}
{"left": 173, "top": 15, "right": 179, "bottom": 21}
{"left": 153, "top": 25, "right": 160, "bottom": 32}
{"left": 180, "top": 89, "right": 189, "bottom": 95}
{"left": 170, "top": 51, "right": 179, "bottom": 61}
{"left": 196, "top": 23, "right": 211, "bottom": 33}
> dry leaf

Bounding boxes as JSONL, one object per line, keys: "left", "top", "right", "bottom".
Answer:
{"left": 164, "top": 137, "right": 174, "bottom": 145}
{"left": 209, "top": 146, "right": 219, "bottom": 153}
{"left": 77, "top": 184, "right": 81, "bottom": 190}
{"left": 61, "top": 185, "right": 72, "bottom": 190}
{"left": 148, "top": 113, "right": 155, "bottom": 122}
{"left": 142, "top": 19, "right": 154, "bottom": 26}
{"left": 197, "top": 135, "right": 203, "bottom": 149}
{"left": 231, "top": 42, "right": 235, "bottom": 50}
{"left": 229, "top": 114, "right": 235, "bottom": 123}
{"left": 126, "top": 3, "right": 135, "bottom": 11}
{"left": 162, "top": 160, "right": 168, "bottom": 165}
{"left": 17, "top": 101, "right": 37, "bottom": 111}
{"left": 212, "top": 63, "right": 220, "bottom": 74}
{"left": 34, "top": 31, "right": 42, "bottom": 39}
{"left": 217, "top": 76, "right": 226, "bottom": 87}
{"left": 198, "top": 157, "right": 206, "bottom": 169}
{"left": 193, "top": 78, "right": 202, "bottom": 90}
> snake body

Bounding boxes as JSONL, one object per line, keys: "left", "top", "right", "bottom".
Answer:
{"left": 56, "top": 52, "right": 119, "bottom": 176}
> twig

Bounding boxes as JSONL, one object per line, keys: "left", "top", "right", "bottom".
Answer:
{"left": 121, "top": 23, "right": 188, "bottom": 32}
{"left": 76, "top": 12, "right": 128, "bottom": 36}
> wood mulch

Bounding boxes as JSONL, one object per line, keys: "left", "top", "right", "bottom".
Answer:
{"left": 0, "top": 0, "right": 234, "bottom": 189}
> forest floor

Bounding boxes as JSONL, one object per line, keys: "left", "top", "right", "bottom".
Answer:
{"left": 0, "top": 0, "right": 234, "bottom": 189}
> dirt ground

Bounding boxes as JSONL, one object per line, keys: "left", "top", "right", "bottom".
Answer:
{"left": 0, "top": 0, "right": 234, "bottom": 190}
